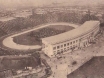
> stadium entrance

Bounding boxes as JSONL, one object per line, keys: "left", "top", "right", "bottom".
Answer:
{"left": 79, "top": 38, "right": 89, "bottom": 48}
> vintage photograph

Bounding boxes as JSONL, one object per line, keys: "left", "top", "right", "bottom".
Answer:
{"left": 0, "top": 0, "right": 104, "bottom": 78}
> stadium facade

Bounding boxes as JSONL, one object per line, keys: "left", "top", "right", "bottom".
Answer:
{"left": 42, "top": 21, "right": 100, "bottom": 57}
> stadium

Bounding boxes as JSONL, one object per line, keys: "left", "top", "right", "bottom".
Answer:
{"left": 2, "top": 23, "right": 77, "bottom": 50}
{"left": 42, "top": 21, "right": 100, "bottom": 57}
{"left": 1, "top": 21, "right": 100, "bottom": 57}
{"left": 0, "top": 20, "right": 100, "bottom": 77}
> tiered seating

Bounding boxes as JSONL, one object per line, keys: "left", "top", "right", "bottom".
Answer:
{"left": 0, "top": 12, "right": 81, "bottom": 38}
{"left": 0, "top": 17, "right": 47, "bottom": 36}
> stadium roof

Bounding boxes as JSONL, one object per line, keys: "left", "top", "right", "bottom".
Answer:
{"left": 42, "top": 21, "right": 100, "bottom": 44}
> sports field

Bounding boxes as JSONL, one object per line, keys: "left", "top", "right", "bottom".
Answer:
{"left": 13, "top": 25, "right": 74, "bottom": 45}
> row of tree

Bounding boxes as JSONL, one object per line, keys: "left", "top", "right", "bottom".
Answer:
{"left": 31, "top": 11, "right": 99, "bottom": 24}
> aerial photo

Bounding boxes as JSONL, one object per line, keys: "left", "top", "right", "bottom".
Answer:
{"left": 0, "top": 0, "right": 104, "bottom": 78}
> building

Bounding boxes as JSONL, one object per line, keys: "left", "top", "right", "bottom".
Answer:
{"left": 42, "top": 21, "right": 100, "bottom": 57}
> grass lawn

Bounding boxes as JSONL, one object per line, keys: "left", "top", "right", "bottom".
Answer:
{"left": 13, "top": 25, "right": 74, "bottom": 45}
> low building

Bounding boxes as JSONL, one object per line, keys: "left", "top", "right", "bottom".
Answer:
{"left": 42, "top": 21, "right": 100, "bottom": 57}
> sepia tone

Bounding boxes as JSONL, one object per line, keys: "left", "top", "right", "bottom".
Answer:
{"left": 0, "top": 0, "right": 104, "bottom": 78}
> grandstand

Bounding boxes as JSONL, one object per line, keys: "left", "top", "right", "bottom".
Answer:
{"left": 0, "top": 17, "right": 47, "bottom": 36}
{"left": 0, "top": 18, "right": 31, "bottom": 34}
{"left": 42, "top": 21, "right": 100, "bottom": 57}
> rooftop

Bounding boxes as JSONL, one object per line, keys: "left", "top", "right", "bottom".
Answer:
{"left": 42, "top": 21, "right": 100, "bottom": 44}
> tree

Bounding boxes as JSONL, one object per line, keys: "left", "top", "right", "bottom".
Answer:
{"left": 80, "top": 14, "right": 98, "bottom": 24}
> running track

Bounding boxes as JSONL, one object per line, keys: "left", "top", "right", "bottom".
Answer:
{"left": 2, "top": 23, "right": 79, "bottom": 50}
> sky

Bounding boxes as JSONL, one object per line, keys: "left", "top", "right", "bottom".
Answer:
{"left": 0, "top": 0, "right": 103, "bottom": 8}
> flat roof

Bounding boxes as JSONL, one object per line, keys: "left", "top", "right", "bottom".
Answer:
{"left": 42, "top": 21, "right": 100, "bottom": 44}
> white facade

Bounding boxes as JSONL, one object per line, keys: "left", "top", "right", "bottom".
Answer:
{"left": 42, "top": 21, "right": 100, "bottom": 57}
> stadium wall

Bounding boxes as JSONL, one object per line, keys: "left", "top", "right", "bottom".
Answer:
{"left": 42, "top": 21, "right": 100, "bottom": 57}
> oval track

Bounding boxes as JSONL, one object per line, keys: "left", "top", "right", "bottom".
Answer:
{"left": 2, "top": 23, "right": 78, "bottom": 50}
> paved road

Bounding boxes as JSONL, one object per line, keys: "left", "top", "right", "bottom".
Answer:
{"left": 2, "top": 23, "right": 78, "bottom": 50}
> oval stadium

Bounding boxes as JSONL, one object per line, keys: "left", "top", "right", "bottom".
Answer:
{"left": 2, "top": 21, "right": 100, "bottom": 57}
{"left": 2, "top": 22, "right": 78, "bottom": 50}
{"left": 42, "top": 21, "right": 100, "bottom": 57}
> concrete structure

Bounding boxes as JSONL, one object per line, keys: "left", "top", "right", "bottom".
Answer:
{"left": 42, "top": 21, "right": 100, "bottom": 57}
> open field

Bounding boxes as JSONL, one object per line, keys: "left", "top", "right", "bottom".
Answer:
{"left": 13, "top": 25, "right": 74, "bottom": 45}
